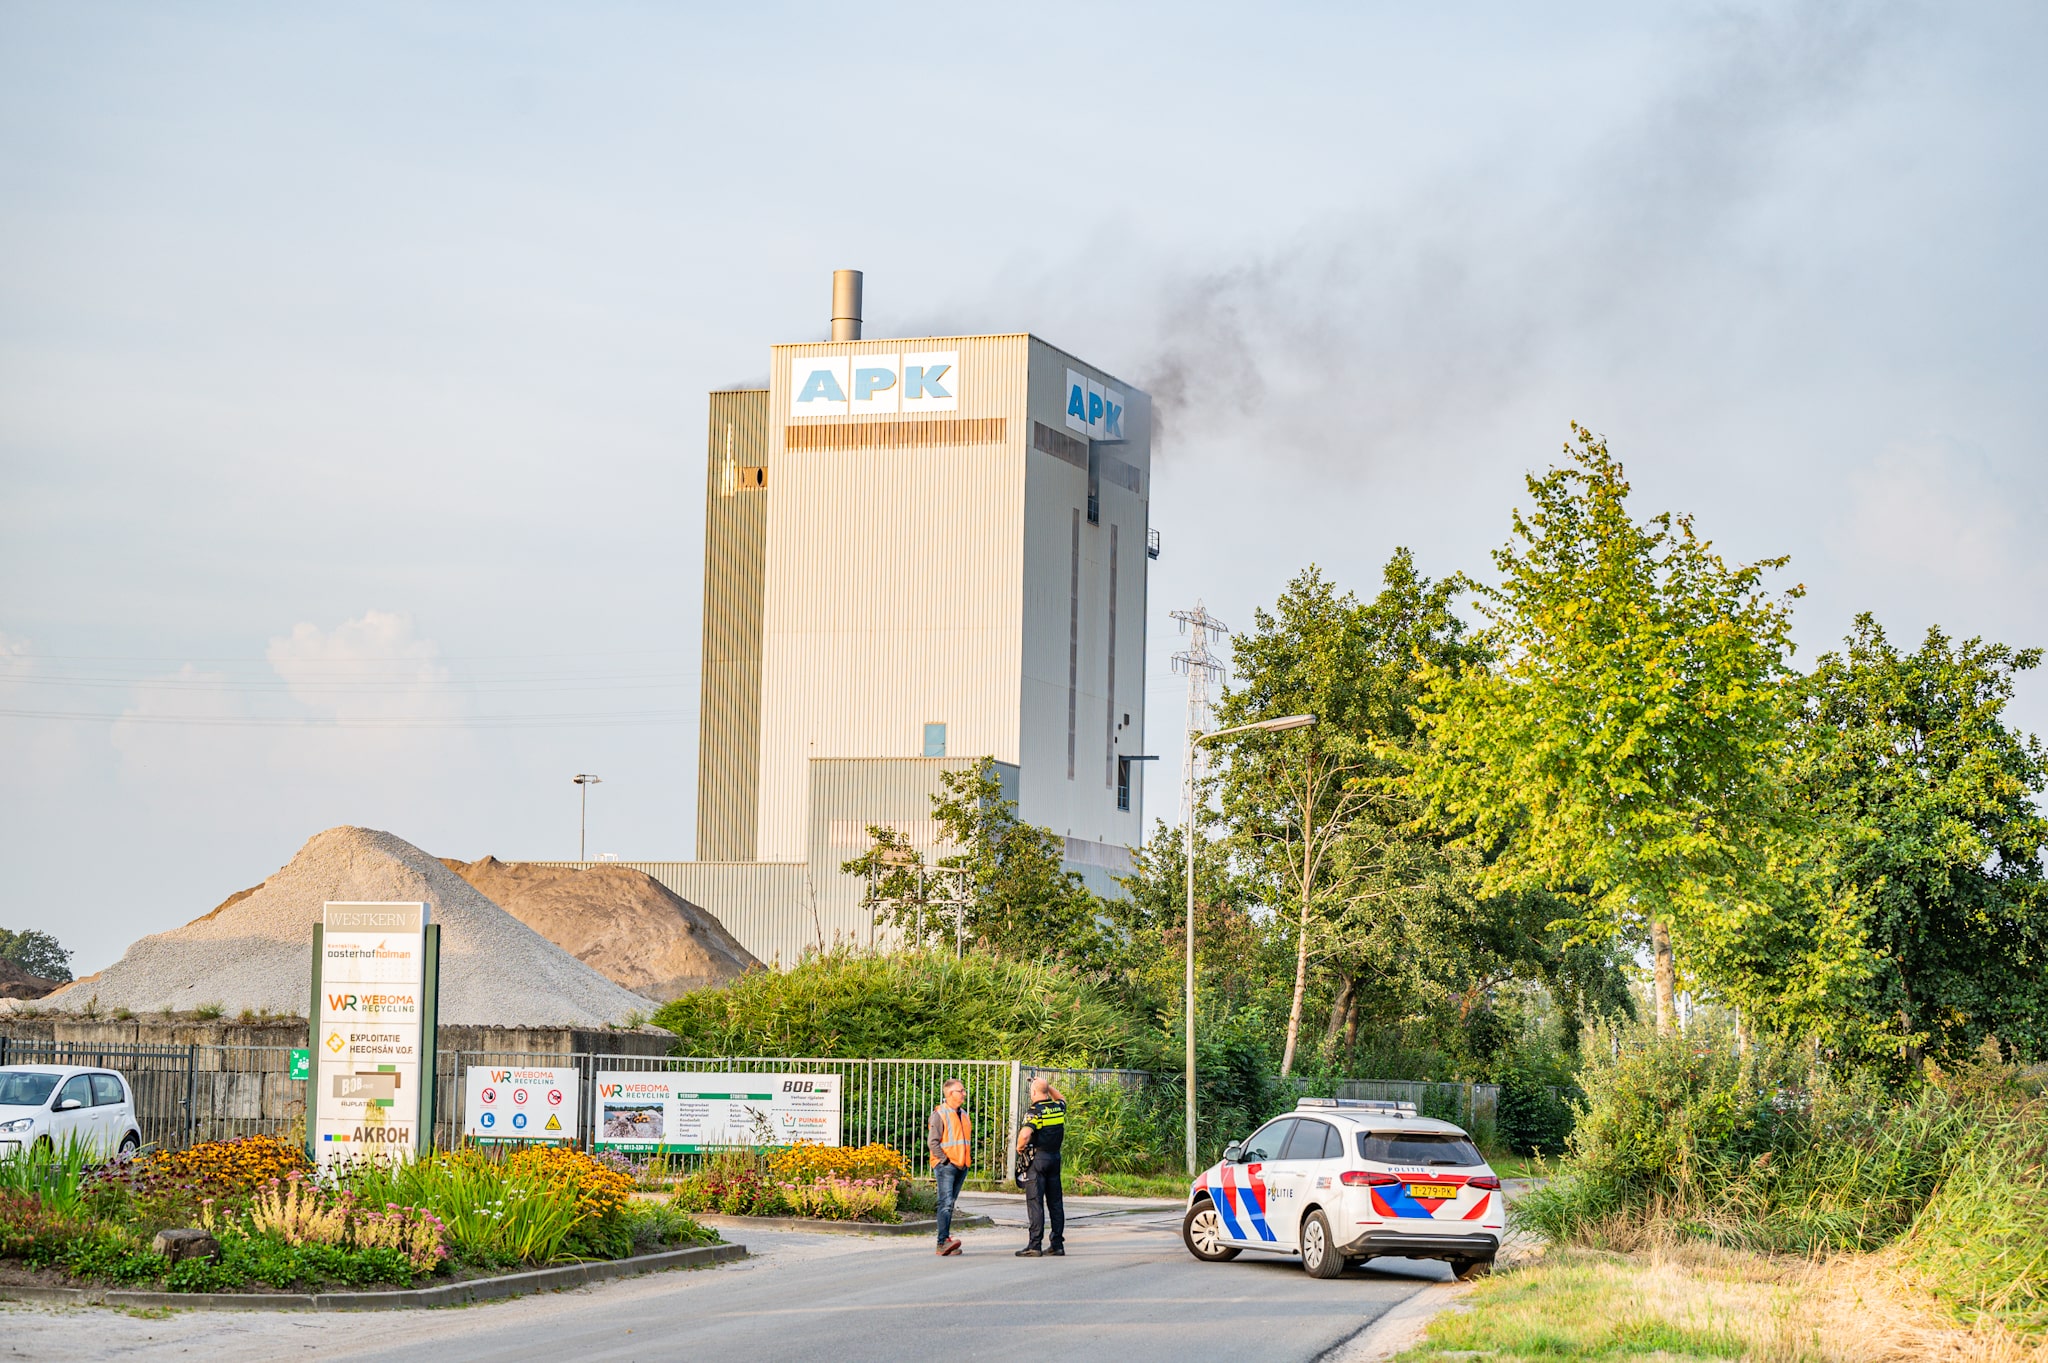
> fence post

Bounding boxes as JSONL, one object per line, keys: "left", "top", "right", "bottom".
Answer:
{"left": 186, "top": 1043, "right": 199, "bottom": 1146}
{"left": 1005, "top": 1061, "right": 1022, "bottom": 1183}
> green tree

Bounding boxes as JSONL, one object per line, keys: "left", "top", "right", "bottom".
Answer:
{"left": 1214, "top": 565, "right": 1390, "bottom": 1075}
{"left": 0, "top": 929, "right": 72, "bottom": 983}
{"left": 842, "top": 759, "right": 1101, "bottom": 963}
{"left": 1408, "top": 426, "right": 1802, "bottom": 1034}
{"left": 1792, "top": 615, "right": 2048, "bottom": 1062}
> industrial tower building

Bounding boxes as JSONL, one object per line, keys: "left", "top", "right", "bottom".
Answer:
{"left": 570, "top": 273, "right": 1154, "bottom": 964}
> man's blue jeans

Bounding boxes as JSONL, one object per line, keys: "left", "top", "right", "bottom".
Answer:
{"left": 934, "top": 1160, "right": 968, "bottom": 1244}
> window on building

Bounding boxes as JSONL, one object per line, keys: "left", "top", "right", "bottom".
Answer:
{"left": 923, "top": 722, "right": 946, "bottom": 758}
{"left": 1116, "top": 757, "right": 1132, "bottom": 811}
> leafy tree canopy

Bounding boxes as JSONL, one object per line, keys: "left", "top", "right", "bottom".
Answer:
{"left": 0, "top": 929, "right": 73, "bottom": 983}
{"left": 1792, "top": 614, "right": 2048, "bottom": 1062}
{"left": 1409, "top": 426, "right": 1802, "bottom": 967}
{"left": 842, "top": 758, "right": 1102, "bottom": 965}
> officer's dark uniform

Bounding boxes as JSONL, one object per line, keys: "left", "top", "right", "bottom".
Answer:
{"left": 1018, "top": 1095, "right": 1066, "bottom": 1255}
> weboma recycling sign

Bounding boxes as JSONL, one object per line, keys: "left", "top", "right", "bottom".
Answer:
{"left": 307, "top": 902, "right": 441, "bottom": 1166}
{"left": 593, "top": 1072, "right": 841, "bottom": 1153}
{"left": 464, "top": 1066, "right": 578, "bottom": 1141}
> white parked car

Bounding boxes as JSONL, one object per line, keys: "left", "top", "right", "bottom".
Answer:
{"left": 0, "top": 1065, "right": 143, "bottom": 1161}
{"left": 1182, "top": 1097, "right": 1504, "bottom": 1279}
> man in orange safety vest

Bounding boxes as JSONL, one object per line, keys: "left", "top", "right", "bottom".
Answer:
{"left": 928, "top": 1077, "right": 971, "bottom": 1256}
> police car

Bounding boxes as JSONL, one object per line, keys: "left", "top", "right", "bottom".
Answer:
{"left": 1181, "top": 1097, "right": 1503, "bottom": 1280}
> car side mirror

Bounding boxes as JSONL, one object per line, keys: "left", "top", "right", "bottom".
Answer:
{"left": 54, "top": 1099, "right": 82, "bottom": 1112}
{"left": 1222, "top": 1142, "right": 1244, "bottom": 1164}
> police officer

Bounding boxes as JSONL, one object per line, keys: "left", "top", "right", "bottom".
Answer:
{"left": 1014, "top": 1076, "right": 1066, "bottom": 1257}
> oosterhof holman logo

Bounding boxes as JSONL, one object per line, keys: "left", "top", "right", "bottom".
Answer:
{"left": 789, "top": 351, "right": 958, "bottom": 418}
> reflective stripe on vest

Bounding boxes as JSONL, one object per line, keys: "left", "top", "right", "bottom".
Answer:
{"left": 940, "top": 1108, "right": 971, "bottom": 1166}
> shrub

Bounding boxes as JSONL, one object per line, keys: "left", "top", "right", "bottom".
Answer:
{"left": 767, "top": 1141, "right": 907, "bottom": 1184}
{"left": 503, "top": 1146, "right": 633, "bottom": 1221}
{"left": 1495, "top": 1067, "right": 1575, "bottom": 1156}
{"left": 652, "top": 948, "right": 1153, "bottom": 1066}
{"left": 59, "top": 1230, "right": 167, "bottom": 1284}
{"left": 777, "top": 1176, "right": 897, "bottom": 1222}
{"left": 1514, "top": 1023, "right": 1997, "bottom": 1257}
{"left": 366, "top": 1150, "right": 586, "bottom": 1265}
{"left": 1058, "top": 1079, "right": 1179, "bottom": 1176}
{"left": 122, "top": 1135, "right": 312, "bottom": 1222}
{"left": 670, "top": 1152, "right": 786, "bottom": 1218}
{"left": 0, "top": 1191, "right": 75, "bottom": 1264}
{"left": 621, "top": 1200, "right": 718, "bottom": 1254}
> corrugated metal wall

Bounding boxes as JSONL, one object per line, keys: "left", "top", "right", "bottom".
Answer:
{"left": 696, "top": 390, "right": 771, "bottom": 861}
{"left": 804, "top": 757, "right": 1020, "bottom": 949}
{"left": 1018, "top": 337, "right": 1153, "bottom": 858}
{"left": 754, "top": 334, "right": 1034, "bottom": 862}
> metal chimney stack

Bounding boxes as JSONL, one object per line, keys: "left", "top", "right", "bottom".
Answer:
{"left": 831, "top": 269, "right": 863, "bottom": 341}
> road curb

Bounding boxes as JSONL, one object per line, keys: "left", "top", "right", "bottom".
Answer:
{"left": 689, "top": 1213, "right": 995, "bottom": 1237}
{"left": 1320, "top": 1281, "right": 1471, "bottom": 1362}
{"left": 0, "top": 1241, "right": 746, "bottom": 1312}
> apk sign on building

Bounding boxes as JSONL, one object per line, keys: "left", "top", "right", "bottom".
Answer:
{"left": 307, "top": 902, "right": 441, "bottom": 1166}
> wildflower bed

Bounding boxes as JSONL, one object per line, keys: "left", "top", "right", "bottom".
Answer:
{"left": 668, "top": 1142, "right": 913, "bottom": 1222}
{"left": 0, "top": 1135, "right": 719, "bottom": 1295}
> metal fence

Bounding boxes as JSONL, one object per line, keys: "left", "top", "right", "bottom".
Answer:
{"left": 1021, "top": 1065, "right": 1152, "bottom": 1094}
{"left": 1325, "top": 1079, "right": 1499, "bottom": 1129}
{"left": 0, "top": 1038, "right": 1023, "bottom": 1180}
{"left": 0, "top": 1037, "right": 308, "bottom": 1149}
{"left": 584, "top": 1053, "right": 1020, "bottom": 1182}
{"left": 0, "top": 1034, "right": 1499, "bottom": 1166}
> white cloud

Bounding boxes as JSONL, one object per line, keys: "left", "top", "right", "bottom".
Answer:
{"left": 266, "top": 610, "right": 459, "bottom": 722}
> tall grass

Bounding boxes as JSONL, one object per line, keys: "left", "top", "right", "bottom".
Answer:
{"left": 0, "top": 1138, "right": 97, "bottom": 1218}
{"left": 1514, "top": 1025, "right": 2048, "bottom": 1336}
{"left": 342, "top": 1151, "right": 584, "bottom": 1264}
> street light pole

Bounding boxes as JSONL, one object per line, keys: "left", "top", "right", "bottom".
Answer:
{"left": 1183, "top": 712, "right": 1316, "bottom": 1176}
{"left": 571, "top": 774, "right": 602, "bottom": 862}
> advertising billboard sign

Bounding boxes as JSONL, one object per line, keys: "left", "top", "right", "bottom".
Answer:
{"left": 307, "top": 902, "right": 438, "bottom": 1167}
{"left": 464, "top": 1065, "right": 579, "bottom": 1141}
{"left": 591, "top": 1071, "right": 841, "bottom": 1153}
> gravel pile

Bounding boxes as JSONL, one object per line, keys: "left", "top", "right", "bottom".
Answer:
{"left": 443, "top": 857, "right": 759, "bottom": 1002}
{"left": 40, "top": 827, "right": 650, "bottom": 1026}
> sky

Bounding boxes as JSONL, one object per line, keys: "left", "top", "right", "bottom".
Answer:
{"left": 3, "top": 3, "right": 2044, "bottom": 975}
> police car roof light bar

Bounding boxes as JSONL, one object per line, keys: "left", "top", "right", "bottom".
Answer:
{"left": 1296, "top": 1097, "right": 1419, "bottom": 1115}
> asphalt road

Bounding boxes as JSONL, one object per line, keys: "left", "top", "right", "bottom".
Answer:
{"left": 5, "top": 1193, "right": 1454, "bottom": 1363}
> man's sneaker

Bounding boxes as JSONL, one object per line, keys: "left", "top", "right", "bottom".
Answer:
{"left": 942, "top": 1239, "right": 962, "bottom": 1256}
{"left": 1047, "top": 1247, "right": 1065, "bottom": 1256}
{"left": 1014, "top": 1248, "right": 1042, "bottom": 1257}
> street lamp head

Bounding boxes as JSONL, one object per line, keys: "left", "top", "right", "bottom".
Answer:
{"left": 1252, "top": 713, "right": 1317, "bottom": 732}
{"left": 572, "top": 773, "right": 603, "bottom": 786}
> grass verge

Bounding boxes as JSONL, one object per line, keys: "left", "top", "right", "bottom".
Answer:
{"left": 1395, "top": 1245, "right": 2044, "bottom": 1363}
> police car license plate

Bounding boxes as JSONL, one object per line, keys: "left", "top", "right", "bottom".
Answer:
{"left": 1408, "top": 1183, "right": 1459, "bottom": 1200}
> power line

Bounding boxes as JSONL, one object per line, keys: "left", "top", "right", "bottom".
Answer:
{"left": 0, "top": 708, "right": 694, "bottom": 730}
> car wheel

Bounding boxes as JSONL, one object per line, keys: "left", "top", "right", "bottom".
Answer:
{"left": 31, "top": 1136, "right": 51, "bottom": 1155}
{"left": 1300, "top": 1211, "right": 1346, "bottom": 1279}
{"left": 1181, "top": 1201, "right": 1241, "bottom": 1262}
{"left": 118, "top": 1132, "right": 140, "bottom": 1161}
{"left": 1452, "top": 1256, "right": 1494, "bottom": 1280}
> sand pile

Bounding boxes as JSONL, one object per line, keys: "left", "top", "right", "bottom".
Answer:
{"left": 0, "top": 958, "right": 59, "bottom": 1001}
{"left": 442, "top": 858, "right": 758, "bottom": 1001}
{"left": 41, "top": 827, "right": 649, "bottom": 1026}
